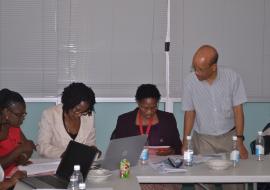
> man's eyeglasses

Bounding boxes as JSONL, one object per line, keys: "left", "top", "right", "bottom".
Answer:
{"left": 190, "top": 64, "right": 214, "bottom": 73}
{"left": 8, "top": 108, "right": 27, "bottom": 118}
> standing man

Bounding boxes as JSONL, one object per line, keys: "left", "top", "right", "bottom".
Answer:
{"left": 182, "top": 45, "right": 248, "bottom": 190}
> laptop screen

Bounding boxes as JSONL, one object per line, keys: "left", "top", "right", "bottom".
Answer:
{"left": 101, "top": 135, "right": 147, "bottom": 170}
{"left": 56, "top": 140, "right": 98, "bottom": 181}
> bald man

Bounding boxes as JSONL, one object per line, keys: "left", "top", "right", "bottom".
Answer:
{"left": 182, "top": 45, "right": 248, "bottom": 190}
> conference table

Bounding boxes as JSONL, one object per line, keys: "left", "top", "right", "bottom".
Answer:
{"left": 15, "top": 155, "right": 270, "bottom": 190}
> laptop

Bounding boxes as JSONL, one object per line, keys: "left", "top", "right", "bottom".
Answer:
{"left": 21, "top": 140, "right": 98, "bottom": 189}
{"left": 99, "top": 135, "right": 147, "bottom": 171}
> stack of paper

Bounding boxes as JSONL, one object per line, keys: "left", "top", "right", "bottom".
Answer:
{"left": 149, "top": 157, "right": 187, "bottom": 174}
{"left": 18, "top": 158, "right": 61, "bottom": 176}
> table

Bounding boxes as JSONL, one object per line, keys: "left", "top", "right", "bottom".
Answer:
{"left": 15, "top": 156, "right": 270, "bottom": 190}
{"left": 134, "top": 156, "right": 270, "bottom": 184}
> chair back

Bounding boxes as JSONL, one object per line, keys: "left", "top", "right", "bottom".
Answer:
{"left": 250, "top": 136, "right": 270, "bottom": 155}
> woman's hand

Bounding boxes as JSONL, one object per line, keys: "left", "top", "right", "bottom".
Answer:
{"left": 18, "top": 140, "right": 35, "bottom": 153}
{"left": 15, "top": 153, "right": 28, "bottom": 165}
{"left": 16, "top": 140, "right": 35, "bottom": 164}
{"left": 0, "top": 170, "right": 27, "bottom": 190}
{"left": 15, "top": 153, "right": 33, "bottom": 165}
{"left": 156, "top": 147, "right": 175, "bottom": 156}
{"left": 11, "top": 170, "right": 27, "bottom": 180}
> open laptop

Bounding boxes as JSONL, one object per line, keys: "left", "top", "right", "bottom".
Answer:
{"left": 21, "top": 140, "right": 98, "bottom": 189}
{"left": 98, "top": 135, "right": 147, "bottom": 171}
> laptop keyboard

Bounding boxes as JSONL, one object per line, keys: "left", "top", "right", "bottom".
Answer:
{"left": 35, "top": 175, "right": 68, "bottom": 188}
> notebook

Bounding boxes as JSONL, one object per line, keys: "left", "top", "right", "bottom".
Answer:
{"left": 21, "top": 140, "right": 98, "bottom": 189}
{"left": 99, "top": 135, "right": 147, "bottom": 171}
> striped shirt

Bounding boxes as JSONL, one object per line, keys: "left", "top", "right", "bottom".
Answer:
{"left": 182, "top": 67, "right": 247, "bottom": 135}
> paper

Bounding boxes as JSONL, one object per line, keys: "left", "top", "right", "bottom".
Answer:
{"left": 149, "top": 157, "right": 187, "bottom": 174}
{"left": 145, "top": 146, "right": 170, "bottom": 149}
{"left": 18, "top": 158, "right": 60, "bottom": 176}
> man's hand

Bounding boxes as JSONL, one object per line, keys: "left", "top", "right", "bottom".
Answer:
{"left": 181, "top": 139, "right": 187, "bottom": 155}
{"left": 238, "top": 141, "right": 248, "bottom": 159}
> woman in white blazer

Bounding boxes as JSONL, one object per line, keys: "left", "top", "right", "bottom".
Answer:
{"left": 37, "top": 83, "right": 97, "bottom": 158}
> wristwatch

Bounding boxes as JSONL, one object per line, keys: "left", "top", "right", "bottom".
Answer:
{"left": 236, "top": 135, "right": 245, "bottom": 141}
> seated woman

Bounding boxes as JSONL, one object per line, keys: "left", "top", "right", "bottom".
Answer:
{"left": 111, "top": 84, "right": 182, "bottom": 155}
{"left": 37, "top": 82, "right": 97, "bottom": 158}
{"left": 111, "top": 84, "right": 182, "bottom": 190}
{"left": 0, "top": 88, "right": 35, "bottom": 177}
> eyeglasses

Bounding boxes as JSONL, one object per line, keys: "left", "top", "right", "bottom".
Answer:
{"left": 73, "top": 109, "right": 92, "bottom": 116}
{"left": 8, "top": 108, "right": 27, "bottom": 118}
{"left": 79, "top": 110, "right": 92, "bottom": 116}
{"left": 191, "top": 64, "right": 213, "bottom": 73}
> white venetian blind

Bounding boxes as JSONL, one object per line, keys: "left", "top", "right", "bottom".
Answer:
{"left": 0, "top": 0, "right": 167, "bottom": 98}
{"left": 57, "top": 0, "right": 167, "bottom": 97}
{"left": 170, "top": 0, "right": 270, "bottom": 101}
{"left": 0, "top": 0, "right": 58, "bottom": 97}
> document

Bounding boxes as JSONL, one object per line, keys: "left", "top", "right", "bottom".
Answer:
{"left": 149, "top": 156, "right": 187, "bottom": 174}
{"left": 18, "top": 158, "right": 61, "bottom": 176}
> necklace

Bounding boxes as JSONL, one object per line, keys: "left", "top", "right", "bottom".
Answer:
{"left": 137, "top": 111, "right": 153, "bottom": 136}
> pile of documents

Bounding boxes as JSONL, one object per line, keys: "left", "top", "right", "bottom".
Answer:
{"left": 18, "top": 158, "right": 61, "bottom": 176}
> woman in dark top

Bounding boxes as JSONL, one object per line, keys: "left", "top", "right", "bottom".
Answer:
{"left": 111, "top": 84, "right": 182, "bottom": 155}
{"left": 111, "top": 84, "right": 183, "bottom": 190}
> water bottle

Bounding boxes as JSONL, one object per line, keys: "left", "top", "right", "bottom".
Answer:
{"left": 184, "top": 136, "right": 193, "bottom": 166}
{"left": 256, "top": 131, "right": 265, "bottom": 161}
{"left": 230, "top": 136, "right": 239, "bottom": 167}
{"left": 67, "top": 174, "right": 78, "bottom": 190}
{"left": 73, "top": 165, "right": 84, "bottom": 184}
{"left": 140, "top": 148, "right": 149, "bottom": 165}
{"left": 78, "top": 183, "right": 86, "bottom": 190}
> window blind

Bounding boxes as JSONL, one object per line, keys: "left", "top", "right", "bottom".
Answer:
{"left": 0, "top": 0, "right": 167, "bottom": 98}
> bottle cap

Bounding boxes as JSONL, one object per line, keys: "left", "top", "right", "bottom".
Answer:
{"left": 258, "top": 131, "right": 263, "bottom": 135}
{"left": 79, "top": 183, "right": 86, "bottom": 189}
{"left": 74, "top": 165, "right": 80, "bottom": 170}
{"left": 232, "top": 136, "right": 237, "bottom": 140}
{"left": 186, "top": 136, "right": 191, "bottom": 140}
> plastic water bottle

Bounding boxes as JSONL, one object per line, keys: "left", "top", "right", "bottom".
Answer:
{"left": 73, "top": 165, "right": 84, "bottom": 183}
{"left": 184, "top": 136, "right": 193, "bottom": 166}
{"left": 230, "top": 136, "right": 240, "bottom": 167}
{"left": 256, "top": 131, "right": 265, "bottom": 161}
{"left": 72, "top": 165, "right": 83, "bottom": 187}
{"left": 67, "top": 174, "right": 78, "bottom": 190}
{"left": 140, "top": 148, "right": 149, "bottom": 165}
{"left": 78, "top": 183, "right": 86, "bottom": 190}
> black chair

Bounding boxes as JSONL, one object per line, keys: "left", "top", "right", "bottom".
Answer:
{"left": 250, "top": 122, "right": 270, "bottom": 154}
{"left": 250, "top": 135, "right": 270, "bottom": 155}
{"left": 250, "top": 123, "right": 270, "bottom": 190}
